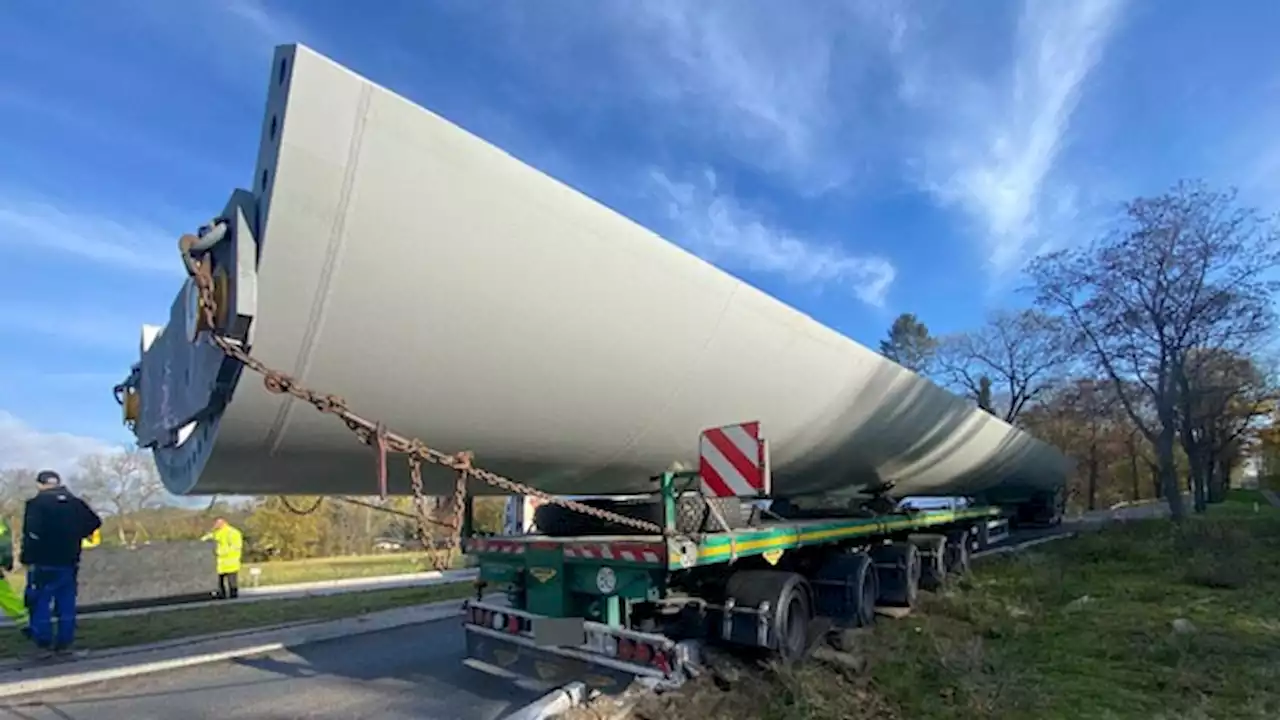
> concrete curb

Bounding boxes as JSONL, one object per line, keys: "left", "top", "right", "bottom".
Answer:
{"left": 241, "top": 567, "right": 477, "bottom": 597}
{"left": 505, "top": 682, "right": 588, "bottom": 720}
{"left": 0, "top": 593, "right": 500, "bottom": 700}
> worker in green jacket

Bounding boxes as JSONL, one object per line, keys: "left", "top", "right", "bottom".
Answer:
{"left": 0, "top": 517, "right": 31, "bottom": 638}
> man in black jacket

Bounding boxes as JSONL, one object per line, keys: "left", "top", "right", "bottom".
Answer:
{"left": 21, "top": 470, "right": 102, "bottom": 656}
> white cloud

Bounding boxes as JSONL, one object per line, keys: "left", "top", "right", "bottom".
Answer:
{"left": 0, "top": 410, "right": 122, "bottom": 475}
{"left": 649, "top": 169, "right": 896, "bottom": 307}
{"left": 886, "top": 0, "right": 1127, "bottom": 276}
{"left": 610, "top": 3, "right": 853, "bottom": 193}
{"left": 0, "top": 195, "right": 185, "bottom": 275}
{"left": 474, "top": 1, "right": 1123, "bottom": 285}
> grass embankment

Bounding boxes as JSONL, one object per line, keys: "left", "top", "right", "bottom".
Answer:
{"left": 245, "top": 550, "right": 470, "bottom": 586}
{"left": 0, "top": 581, "right": 474, "bottom": 659}
{"left": 642, "top": 502, "right": 1280, "bottom": 720}
{"left": 1225, "top": 488, "right": 1276, "bottom": 508}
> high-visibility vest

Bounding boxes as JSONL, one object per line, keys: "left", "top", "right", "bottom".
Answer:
{"left": 203, "top": 525, "right": 243, "bottom": 574}
{"left": 81, "top": 528, "right": 102, "bottom": 549}
{"left": 0, "top": 518, "right": 12, "bottom": 569}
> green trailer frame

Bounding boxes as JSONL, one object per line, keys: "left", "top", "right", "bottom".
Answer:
{"left": 461, "top": 471, "right": 1008, "bottom": 692}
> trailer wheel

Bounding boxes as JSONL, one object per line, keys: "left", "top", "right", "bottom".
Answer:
{"left": 871, "top": 542, "right": 920, "bottom": 608}
{"left": 813, "top": 552, "right": 877, "bottom": 628}
{"left": 1014, "top": 487, "right": 1066, "bottom": 528}
{"left": 725, "top": 570, "right": 813, "bottom": 662}
{"left": 944, "top": 530, "right": 971, "bottom": 577}
{"left": 910, "top": 534, "right": 947, "bottom": 592}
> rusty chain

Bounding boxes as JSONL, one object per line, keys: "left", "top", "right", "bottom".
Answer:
{"left": 177, "top": 234, "right": 670, "bottom": 551}
{"left": 279, "top": 496, "right": 325, "bottom": 515}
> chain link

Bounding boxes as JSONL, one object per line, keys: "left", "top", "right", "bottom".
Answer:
{"left": 279, "top": 496, "right": 325, "bottom": 515}
{"left": 177, "top": 235, "right": 670, "bottom": 547}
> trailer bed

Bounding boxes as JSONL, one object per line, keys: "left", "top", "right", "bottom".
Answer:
{"left": 466, "top": 506, "right": 1000, "bottom": 571}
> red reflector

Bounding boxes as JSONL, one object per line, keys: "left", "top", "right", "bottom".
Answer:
{"left": 634, "top": 643, "right": 651, "bottom": 663}
{"left": 617, "top": 638, "right": 634, "bottom": 661}
{"left": 653, "top": 650, "right": 672, "bottom": 675}
{"left": 507, "top": 615, "right": 521, "bottom": 633}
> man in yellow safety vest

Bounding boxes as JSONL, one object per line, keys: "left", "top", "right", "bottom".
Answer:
{"left": 0, "top": 517, "right": 31, "bottom": 639}
{"left": 200, "top": 518, "right": 243, "bottom": 599}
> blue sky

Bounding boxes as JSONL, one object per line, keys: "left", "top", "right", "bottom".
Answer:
{"left": 1, "top": 0, "right": 1277, "bottom": 472}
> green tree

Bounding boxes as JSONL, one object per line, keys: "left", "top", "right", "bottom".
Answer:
{"left": 1176, "top": 349, "right": 1275, "bottom": 509}
{"left": 244, "top": 497, "right": 326, "bottom": 560}
{"left": 879, "top": 312, "right": 938, "bottom": 375}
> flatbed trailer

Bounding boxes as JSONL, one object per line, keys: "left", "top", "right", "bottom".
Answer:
{"left": 459, "top": 423, "right": 1031, "bottom": 694}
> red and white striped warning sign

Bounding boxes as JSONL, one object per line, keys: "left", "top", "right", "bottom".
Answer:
{"left": 698, "top": 421, "right": 767, "bottom": 498}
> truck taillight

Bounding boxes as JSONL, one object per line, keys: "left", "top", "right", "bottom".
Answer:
{"left": 615, "top": 636, "right": 673, "bottom": 675}
{"left": 652, "top": 648, "right": 672, "bottom": 675}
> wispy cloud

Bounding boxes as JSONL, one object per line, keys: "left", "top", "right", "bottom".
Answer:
{"left": 131, "top": 0, "right": 313, "bottom": 88}
{"left": 1230, "top": 81, "right": 1280, "bottom": 207}
{"left": 221, "top": 0, "right": 307, "bottom": 44}
{"left": 887, "top": 0, "right": 1127, "bottom": 277}
{"left": 0, "top": 195, "right": 184, "bottom": 275}
{"left": 0, "top": 300, "right": 146, "bottom": 354}
{"left": 649, "top": 169, "right": 896, "bottom": 307}
{"left": 610, "top": 3, "right": 853, "bottom": 193}
{"left": 469, "top": 1, "right": 1124, "bottom": 287}
{"left": 0, "top": 410, "right": 122, "bottom": 474}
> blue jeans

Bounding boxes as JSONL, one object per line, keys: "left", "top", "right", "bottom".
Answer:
{"left": 25, "top": 565, "right": 77, "bottom": 649}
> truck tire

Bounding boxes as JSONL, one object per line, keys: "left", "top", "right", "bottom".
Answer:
{"left": 944, "top": 530, "right": 971, "bottom": 577}
{"left": 871, "top": 542, "right": 921, "bottom": 608}
{"left": 725, "top": 570, "right": 813, "bottom": 662}
{"left": 813, "top": 552, "right": 877, "bottom": 629}
{"left": 676, "top": 494, "right": 745, "bottom": 534}
{"left": 910, "top": 534, "right": 948, "bottom": 592}
{"left": 1014, "top": 487, "right": 1066, "bottom": 528}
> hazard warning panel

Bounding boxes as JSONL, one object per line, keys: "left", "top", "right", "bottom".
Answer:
{"left": 698, "top": 421, "right": 769, "bottom": 498}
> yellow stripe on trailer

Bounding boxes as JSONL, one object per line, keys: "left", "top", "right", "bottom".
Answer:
{"left": 695, "top": 509, "right": 993, "bottom": 562}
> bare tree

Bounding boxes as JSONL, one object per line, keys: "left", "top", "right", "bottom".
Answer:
{"left": 1027, "top": 181, "right": 1280, "bottom": 521}
{"left": 72, "top": 449, "right": 166, "bottom": 542}
{"left": 0, "top": 469, "right": 34, "bottom": 524}
{"left": 1063, "top": 379, "right": 1119, "bottom": 511}
{"left": 935, "top": 309, "right": 1070, "bottom": 423}
{"left": 879, "top": 313, "right": 939, "bottom": 375}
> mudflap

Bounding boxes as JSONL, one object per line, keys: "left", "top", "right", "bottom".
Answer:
{"left": 464, "top": 627, "right": 640, "bottom": 695}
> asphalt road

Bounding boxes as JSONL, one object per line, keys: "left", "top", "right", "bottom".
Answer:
{"left": 0, "top": 618, "right": 539, "bottom": 720}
